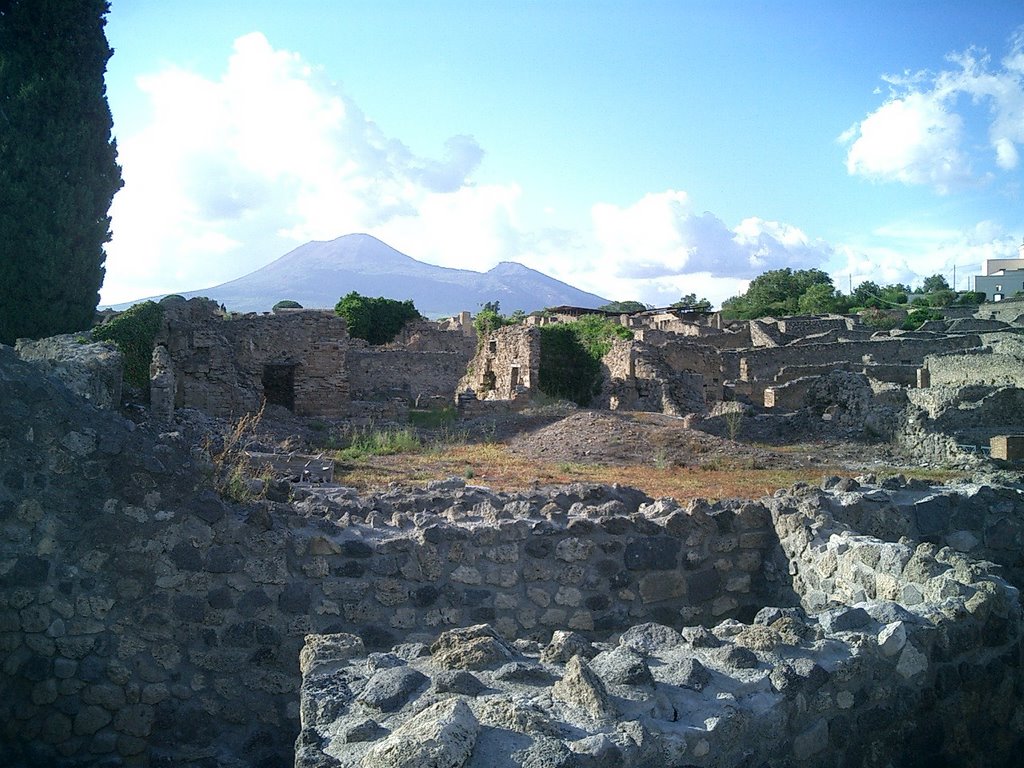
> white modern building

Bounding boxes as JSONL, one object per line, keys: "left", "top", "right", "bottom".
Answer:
{"left": 976, "top": 239, "right": 1024, "bottom": 301}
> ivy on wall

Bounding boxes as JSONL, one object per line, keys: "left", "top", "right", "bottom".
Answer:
{"left": 538, "top": 315, "right": 632, "bottom": 406}
{"left": 92, "top": 301, "right": 164, "bottom": 391}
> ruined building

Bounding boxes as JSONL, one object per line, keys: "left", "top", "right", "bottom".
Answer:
{"left": 152, "top": 298, "right": 476, "bottom": 421}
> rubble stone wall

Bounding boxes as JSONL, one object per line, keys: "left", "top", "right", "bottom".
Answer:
{"left": 737, "top": 335, "right": 983, "bottom": 400}
{"left": 925, "top": 346, "right": 1024, "bottom": 388}
{"left": 15, "top": 335, "right": 123, "bottom": 409}
{"left": 600, "top": 341, "right": 708, "bottom": 415}
{"left": 776, "top": 316, "right": 852, "bottom": 337}
{"left": 459, "top": 325, "right": 540, "bottom": 400}
{"left": 348, "top": 350, "right": 472, "bottom": 403}
{"left": 160, "top": 301, "right": 352, "bottom": 418}
{"left": 295, "top": 483, "right": 1024, "bottom": 768}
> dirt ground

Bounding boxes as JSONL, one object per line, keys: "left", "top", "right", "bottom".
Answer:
{"left": 502, "top": 408, "right": 913, "bottom": 473}
{"left": 225, "top": 400, "right": 922, "bottom": 477}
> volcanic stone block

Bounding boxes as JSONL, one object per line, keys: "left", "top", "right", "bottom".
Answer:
{"left": 624, "top": 536, "right": 681, "bottom": 571}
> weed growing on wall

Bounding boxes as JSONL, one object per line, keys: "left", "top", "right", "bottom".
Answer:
{"left": 538, "top": 316, "right": 633, "bottom": 406}
{"left": 203, "top": 402, "right": 273, "bottom": 503}
{"left": 92, "top": 300, "right": 164, "bottom": 392}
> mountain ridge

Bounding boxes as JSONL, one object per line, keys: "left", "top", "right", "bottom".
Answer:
{"left": 109, "top": 234, "right": 607, "bottom": 316}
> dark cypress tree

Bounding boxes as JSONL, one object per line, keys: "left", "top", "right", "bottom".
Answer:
{"left": 0, "top": 0, "right": 122, "bottom": 345}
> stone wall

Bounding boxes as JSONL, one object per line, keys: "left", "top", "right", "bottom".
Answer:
{"left": 977, "top": 296, "right": 1024, "bottom": 324}
{"left": 735, "top": 334, "right": 983, "bottom": 401}
{"left": 925, "top": 344, "right": 1024, "bottom": 388}
{"left": 15, "top": 335, "right": 123, "bottom": 409}
{"left": 160, "top": 301, "right": 352, "bottom": 418}
{"left": 776, "top": 315, "right": 852, "bottom": 337}
{"left": 5, "top": 347, "right": 1024, "bottom": 767}
{"left": 159, "top": 299, "right": 475, "bottom": 419}
{"left": 459, "top": 325, "right": 540, "bottom": 400}
{"left": 295, "top": 478, "right": 1024, "bottom": 768}
{"left": 599, "top": 340, "right": 707, "bottom": 416}
{"left": 348, "top": 350, "right": 472, "bottom": 403}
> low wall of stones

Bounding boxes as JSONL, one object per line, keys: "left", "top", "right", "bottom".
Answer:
{"left": 737, "top": 334, "right": 982, "bottom": 400}
{"left": 776, "top": 315, "right": 852, "bottom": 337}
{"left": 820, "top": 478, "right": 1024, "bottom": 586}
{"left": 15, "top": 335, "right": 123, "bottom": 409}
{"left": 773, "top": 361, "right": 918, "bottom": 389}
{"left": 296, "top": 481, "right": 1024, "bottom": 768}
{"left": 763, "top": 376, "right": 816, "bottom": 409}
{"left": 977, "top": 297, "right": 1024, "bottom": 323}
{"left": 925, "top": 346, "right": 1024, "bottom": 388}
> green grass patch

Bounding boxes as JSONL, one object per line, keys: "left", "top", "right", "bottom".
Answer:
{"left": 337, "top": 426, "right": 422, "bottom": 460}
{"left": 408, "top": 406, "right": 458, "bottom": 429}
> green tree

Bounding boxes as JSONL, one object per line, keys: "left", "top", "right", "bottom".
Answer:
{"left": 272, "top": 300, "right": 303, "bottom": 312}
{"left": 473, "top": 305, "right": 507, "bottom": 339}
{"left": 922, "top": 274, "right": 950, "bottom": 293}
{"left": 797, "top": 282, "right": 841, "bottom": 314}
{"left": 334, "top": 292, "right": 421, "bottom": 345}
{"left": 598, "top": 300, "right": 648, "bottom": 313}
{"left": 851, "top": 281, "right": 883, "bottom": 308}
{"left": 879, "top": 284, "right": 909, "bottom": 305}
{"left": 928, "top": 288, "right": 956, "bottom": 307}
{"left": 955, "top": 291, "right": 985, "bottom": 305}
{"left": 721, "top": 268, "right": 833, "bottom": 319}
{"left": 670, "top": 293, "right": 713, "bottom": 311}
{"left": 0, "top": 0, "right": 122, "bottom": 345}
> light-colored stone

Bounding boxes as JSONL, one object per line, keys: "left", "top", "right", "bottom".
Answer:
{"left": 358, "top": 698, "right": 478, "bottom": 768}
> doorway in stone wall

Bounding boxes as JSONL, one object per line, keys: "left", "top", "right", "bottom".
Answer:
{"left": 262, "top": 363, "right": 297, "bottom": 411}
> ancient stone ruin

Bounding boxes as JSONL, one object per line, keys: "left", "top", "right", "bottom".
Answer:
{"left": 1, "top": 338, "right": 1024, "bottom": 767}
{"left": 3, "top": 297, "right": 1024, "bottom": 766}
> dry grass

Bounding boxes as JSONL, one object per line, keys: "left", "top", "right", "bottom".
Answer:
{"left": 333, "top": 440, "right": 963, "bottom": 504}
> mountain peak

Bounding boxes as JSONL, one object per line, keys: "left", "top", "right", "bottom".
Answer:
{"left": 111, "top": 235, "right": 608, "bottom": 316}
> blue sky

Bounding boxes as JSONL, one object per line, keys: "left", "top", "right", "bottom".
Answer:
{"left": 101, "top": 1, "right": 1024, "bottom": 308}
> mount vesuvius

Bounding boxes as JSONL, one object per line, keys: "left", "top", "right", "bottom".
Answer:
{"left": 111, "top": 234, "right": 608, "bottom": 316}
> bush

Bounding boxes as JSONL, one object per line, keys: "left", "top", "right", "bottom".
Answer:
{"left": 272, "top": 300, "right": 303, "bottom": 312}
{"left": 92, "top": 301, "right": 164, "bottom": 390}
{"left": 538, "top": 316, "right": 632, "bottom": 406}
{"left": 903, "top": 307, "right": 943, "bottom": 329}
{"left": 335, "top": 292, "right": 421, "bottom": 345}
{"left": 858, "top": 308, "right": 903, "bottom": 330}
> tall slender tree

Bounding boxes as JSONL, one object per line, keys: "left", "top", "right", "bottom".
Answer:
{"left": 0, "top": 0, "right": 122, "bottom": 345}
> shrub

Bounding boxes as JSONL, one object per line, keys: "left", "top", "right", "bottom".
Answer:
{"left": 272, "top": 300, "right": 303, "bottom": 312}
{"left": 335, "top": 292, "right": 421, "bottom": 345}
{"left": 903, "top": 307, "right": 943, "bottom": 329}
{"left": 538, "top": 316, "right": 632, "bottom": 406}
{"left": 92, "top": 301, "right": 164, "bottom": 390}
{"left": 858, "top": 308, "right": 903, "bottom": 330}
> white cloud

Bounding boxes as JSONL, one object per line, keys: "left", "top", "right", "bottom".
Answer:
{"left": 103, "top": 32, "right": 500, "bottom": 304}
{"left": 832, "top": 221, "right": 1020, "bottom": 292}
{"left": 841, "top": 29, "right": 1024, "bottom": 192}
{"left": 590, "top": 191, "right": 835, "bottom": 280}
